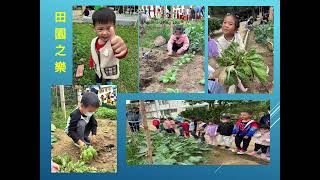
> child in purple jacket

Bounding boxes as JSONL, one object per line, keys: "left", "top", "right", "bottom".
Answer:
{"left": 206, "top": 121, "right": 219, "bottom": 145}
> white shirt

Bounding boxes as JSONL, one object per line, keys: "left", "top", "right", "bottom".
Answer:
{"left": 216, "top": 32, "right": 245, "bottom": 55}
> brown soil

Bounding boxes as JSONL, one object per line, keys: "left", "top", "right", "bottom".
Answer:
{"left": 139, "top": 48, "right": 204, "bottom": 93}
{"left": 204, "top": 147, "right": 269, "bottom": 165}
{"left": 52, "top": 119, "right": 117, "bottom": 172}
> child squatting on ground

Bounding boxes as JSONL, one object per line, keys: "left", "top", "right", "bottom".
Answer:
{"left": 249, "top": 124, "right": 270, "bottom": 160}
{"left": 232, "top": 111, "right": 259, "bottom": 155}
{"left": 65, "top": 92, "right": 100, "bottom": 148}
{"left": 210, "top": 13, "right": 248, "bottom": 93}
{"left": 167, "top": 25, "right": 190, "bottom": 56}
{"left": 89, "top": 7, "right": 128, "bottom": 85}
{"left": 217, "top": 115, "right": 234, "bottom": 149}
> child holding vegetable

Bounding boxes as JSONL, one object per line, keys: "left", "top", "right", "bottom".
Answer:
{"left": 65, "top": 92, "right": 100, "bottom": 148}
{"left": 217, "top": 115, "right": 234, "bottom": 149}
{"left": 88, "top": 7, "right": 128, "bottom": 85}
{"left": 249, "top": 124, "right": 270, "bottom": 160}
{"left": 214, "top": 13, "right": 248, "bottom": 93}
{"left": 232, "top": 111, "right": 259, "bottom": 154}
{"left": 167, "top": 25, "right": 190, "bottom": 56}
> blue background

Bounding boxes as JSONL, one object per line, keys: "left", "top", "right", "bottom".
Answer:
{"left": 40, "top": 0, "right": 280, "bottom": 179}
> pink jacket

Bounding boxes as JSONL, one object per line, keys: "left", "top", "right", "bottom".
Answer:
{"left": 164, "top": 120, "right": 173, "bottom": 129}
{"left": 167, "top": 34, "right": 190, "bottom": 51}
{"left": 254, "top": 129, "right": 270, "bottom": 146}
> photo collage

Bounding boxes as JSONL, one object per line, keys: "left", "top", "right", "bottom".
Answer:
{"left": 51, "top": 5, "right": 275, "bottom": 173}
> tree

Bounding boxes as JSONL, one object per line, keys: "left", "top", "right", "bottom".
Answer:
{"left": 181, "top": 100, "right": 270, "bottom": 123}
{"left": 169, "top": 6, "right": 173, "bottom": 34}
{"left": 139, "top": 101, "right": 153, "bottom": 164}
{"left": 59, "top": 85, "right": 66, "bottom": 121}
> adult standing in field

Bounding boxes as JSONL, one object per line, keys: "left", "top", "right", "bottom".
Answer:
{"left": 153, "top": 5, "right": 156, "bottom": 18}
{"left": 191, "top": 7, "right": 195, "bottom": 20}
{"left": 139, "top": 12, "right": 150, "bottom": 35}
{"left": 194, "top": 6, "right": 201, "bottom": 20}
{"left": 147, "top": 5, "right": 151, "bottom": 17}
{"left": 126, "top": 107, "right": 141, "bottom": 132}
{"left": 143, "top": 6, "right": 147, "bottom": 14}
{"left": 200, "top": 6, "right": 204, "bottom": 18}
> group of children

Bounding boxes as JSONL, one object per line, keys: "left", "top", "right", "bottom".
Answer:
{"left": 151, "top": 110, "right": 270, "bottom": 161}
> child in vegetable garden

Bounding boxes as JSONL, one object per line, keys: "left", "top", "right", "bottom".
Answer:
{"left": 159, "top": 118, "right": 166, "bottom": 132}
{"left": 164, "top": 118, "right": 175, "bottom": 133}
{"left": 88, "top": 7, "right": 128, "bottom": 85}
{"left": 65, "top": 92, "right": 100, "bottom": 148}
{"left": 217, "top": 115, "right": 234, "bottom": 149}
{"left": 206, "top": 122, "right": 219, "bottom": 145}
{"left": 197, "top": 120, "right": 207, "bottom": 143}
{"left": 180, "top": 119, "right": 190, "bottom": 137}
{"left": 152, "top": 117, "right": 161, "bottom": 130}
{"left": 215, "top": 13, "right": 248, "bottom": 93}
{"left": 232, "top": 111, "right": 259, "bottom": 154}
{"left": 249, "top": 124, "right": 270, "bottom": 160}
{"left": 167, "top": 25, "right": 190, "bottom": 56}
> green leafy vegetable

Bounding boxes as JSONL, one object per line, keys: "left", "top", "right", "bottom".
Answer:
{"left": 217, "top": 42, "right": 268, "bottom": 85}
{"left": 80, "top": 146, "right": 97, "bottom": 163}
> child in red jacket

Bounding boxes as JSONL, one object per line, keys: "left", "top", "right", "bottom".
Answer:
{"left": 232, "top": 111, "right": 259, "bottom": 155}
{"left": 152, "top": 117, "right": 160, "bottom": 130}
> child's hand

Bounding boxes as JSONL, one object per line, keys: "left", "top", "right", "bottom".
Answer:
{"left": 176, "top": 49, "right": 183, "bottom": 55}
{"left": 167, "top": 51, "right": 173, "bottom": 56}
{"left": 78, "top": 140, "right": 86, "bottom": 148}
{"left": 51, "top": 161, "right": 60, "bottom": 173}
{"left": 110, "top": 27, "right": 128, "bottom": 59}
{"left": 243, "top": 136, "right": 249, "bottom": 139}
{"left": 91, "top": 135, "right": 97, "bottom": 145}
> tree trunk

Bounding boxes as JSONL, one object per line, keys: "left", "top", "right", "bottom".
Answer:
{"left": 55, "top": 86, "right": 59, "bottom": 109}
{"left": 170, "top": 6, "right": 173, "bottom": 35}
{"left": 59, "top": 85, "right": 67, "bottom": 121}
{"left": 139, "top": 101, "right": 153, "bottom": 164}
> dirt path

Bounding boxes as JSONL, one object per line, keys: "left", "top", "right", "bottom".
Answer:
{"left": 52, "top": 119, "right": 117, "bottom": 172}
{"left": 139, "top": 48, "right": 204, "bottom": 93}
{"left": 205, "top": 147, "right": 269, "bottom": 165}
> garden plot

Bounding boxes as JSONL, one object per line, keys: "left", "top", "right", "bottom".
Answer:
{"left": 52, "top": 119, "right": 117, "bottom": 172}
{"left": 139, "top": 48, "right": 204, "bottom": 93}
{"left": 243, "top": 30, "right": 273, "bottom": 94}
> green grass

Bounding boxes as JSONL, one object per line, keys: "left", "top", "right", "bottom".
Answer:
{"left": 73, "top": 23, "right": 138, "bottom": 93}
{"left": 51, "top": 107, "right": 75, "bottom": 129}
{"left": 141, "top": 23, "right": 170, "bottom": 48}
{"left": 94, "top": 107, "right": 117, "bottom": 120}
